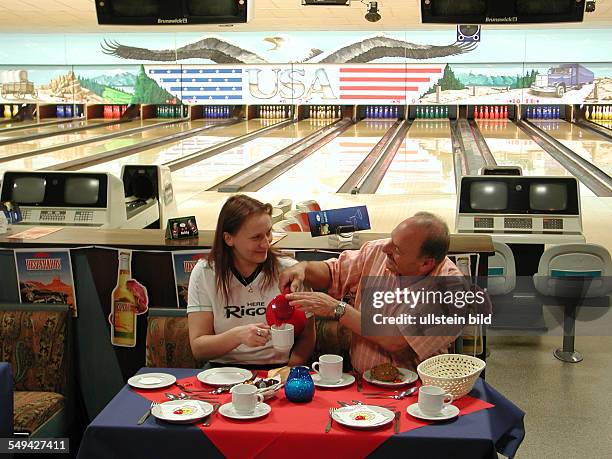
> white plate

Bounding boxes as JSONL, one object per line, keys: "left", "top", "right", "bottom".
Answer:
{"left": 151, "top": 400, "right": 213, "bottom": 423}
{"left": 128, "top": 373, "right": 177, "bottom": 390}
{"left": 197, "top": 367, "right": 253, "bottom": 386}
{"left": 218, "top": 402, "right": 271, "bottom": 420}
{"left": 332, "top": 405, "right": 394, "bottom": 429}
{"left": 312, "top": 373, "right": 355, "bottom": 388}
{"left": 363, "top": 368, "right": 418, "bottom": 388}
{"left": 407, "top": 403, "right": 460, "bottom": 421}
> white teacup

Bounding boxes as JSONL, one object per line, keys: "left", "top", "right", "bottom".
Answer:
{"left": 270, "top": 323, "right": 294, "bottom": 352}
{"left": 418, "top": 385, "right": 454, "bottom": 416}
{"left": 230, "top": 383, "right": 264, "bottom": 415}
{"left": 311, "top": 354, "right": 343, "bottom": 384}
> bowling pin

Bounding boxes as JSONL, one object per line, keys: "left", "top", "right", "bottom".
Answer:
{"left": 3, "top": 105, "right": 11, "bottom": 118}
{"left": 473, "top": 106, "right": 478, "bottom": 120}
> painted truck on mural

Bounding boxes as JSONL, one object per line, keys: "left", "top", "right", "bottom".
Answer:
{"left": 530, "top": 64, "right": 594, "bottom": 98}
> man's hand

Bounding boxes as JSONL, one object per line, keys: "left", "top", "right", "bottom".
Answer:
{"left": 278, "top": 262, "right": 307, "bottom": 292}
{"left": 286, "top": 292, "right": 337, "bottom": 319}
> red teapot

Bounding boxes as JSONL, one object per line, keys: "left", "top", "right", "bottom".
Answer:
{"left": 266, "top": 288, "right": 307, "bottom": 335}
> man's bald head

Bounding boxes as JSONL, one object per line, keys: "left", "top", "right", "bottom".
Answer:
{"left": 409, "top": 212, "right": 450, "bottom": 264}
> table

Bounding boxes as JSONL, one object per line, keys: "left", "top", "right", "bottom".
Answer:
{"left": 77, "top": 368, "right": 524, "bottom": 459}
{"left": 0, "top": 363, "right": 12, "bottom": 436}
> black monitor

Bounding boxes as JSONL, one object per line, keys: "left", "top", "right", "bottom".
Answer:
{"left": 1, "top": 172, "right": 108, "bottom": 208}
{"left": 530, "top": 183, "right": 568, "bottom": 211}
{"left": 10, "top": 176, "right": 46, "bottom": 204}
{"left": 96, "top": 0, "right": 250, "bottom": 25}
{"left": 459, "top": 176, "right": 579, "bottom": 215}
{"left": 421, "top": 0, "right": 585, "bottom": 24}
{"left": 64, "top": 178, "right": 100, "bottom": 206}
{"left": 469, "top": 181, "right": 508, "bottom": 211}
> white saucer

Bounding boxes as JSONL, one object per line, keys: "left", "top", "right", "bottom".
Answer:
{"left": 128, "top": 372, "right": 177, "bottom": 390}
{"left": 363, "top": 368, "right": 418, "bottom": 388}
{"left": 197, "top": 367, "right": 253, "bottom": 386}
{"left": 152, "top": 400, "right": 213, "bottom": 423}
{"left": 407, "top": 403, "right": 460, "bottom": 421}
{"left": 218, "top": 402, "right": 271, "bottom": 420}
{"left": 312, "top": 373, "right": 355, "bottom": 388}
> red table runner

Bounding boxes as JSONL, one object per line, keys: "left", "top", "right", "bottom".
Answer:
{"left": 134, "top": 375, "right": 494, "bottom": 459}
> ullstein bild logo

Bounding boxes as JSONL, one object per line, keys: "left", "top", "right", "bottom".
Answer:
{"left": 157, "top": 18, "right": 188, "bottom": 24}
{"left": 26, "top": 258, "right": 61, "bottom": 270}
{"left": 485, "top": 16, "right": 518, "bottom": 22}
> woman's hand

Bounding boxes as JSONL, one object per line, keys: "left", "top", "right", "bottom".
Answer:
{"left": 286, "top": 292, "right": 337, "bottom": 319}
{"left": 233, "top": 323, "right": 270, "bottom": 347}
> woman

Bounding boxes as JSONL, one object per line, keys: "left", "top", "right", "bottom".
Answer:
{"left": 187, "top": 194, "right": 315, "bottom": 368}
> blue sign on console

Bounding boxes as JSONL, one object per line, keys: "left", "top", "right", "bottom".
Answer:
{"left": 307, "top": 205, "right": 370, "bottom": 237}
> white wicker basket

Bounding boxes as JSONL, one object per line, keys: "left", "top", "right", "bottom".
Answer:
{"left": 417, "top": 354, "right": 486, "bottom": 399}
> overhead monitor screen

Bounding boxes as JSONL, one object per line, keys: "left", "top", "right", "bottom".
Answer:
{"left": 64, "top": 177, "right": 100, "bottom": 205}
{"left": 530, "top": 183, "right": 568, "bottom": 211}
{"left": 11, "top": 177, "right": 46, "bottom": 204}
{"left": 469, "top": 181, "right": 508, "bottom": 211}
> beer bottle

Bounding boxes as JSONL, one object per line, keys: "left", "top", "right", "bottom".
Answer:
{"left": 111, "top": 251, "right": 137, "bottom": 347}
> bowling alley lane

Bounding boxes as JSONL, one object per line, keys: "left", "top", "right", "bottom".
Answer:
{"left": 170, "top": 119, "right": 333, "bottom": 205}
{"left": 80, "top": 119, "right": 275, "bottom": 177}
{"left": 0, "top": 119, "right": 178, "bottom": 160}
{"left": 0, "top": 118, "right": 96, "bottom": 142}
{"left": 0, "top": 119, "right": 216, "bottom": 174}
{"left": 258, "top": 119, "right": 396, "bottom": 197}
{"left": 531, "top": 119, "right": 612, "bottom": 177}
{"left": 477, "top": 119, "right": 595, "bottom": 197}
{"left": 376, "top": 119, "right": 456, "bottom": 195}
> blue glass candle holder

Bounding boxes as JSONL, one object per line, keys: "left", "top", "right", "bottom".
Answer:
{"left": 284, "top": 366, "right": 315, "bottom": 403}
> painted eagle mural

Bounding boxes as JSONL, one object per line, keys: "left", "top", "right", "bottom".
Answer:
{"left": 101, "top": 35, "right": 478, "bottom": 64}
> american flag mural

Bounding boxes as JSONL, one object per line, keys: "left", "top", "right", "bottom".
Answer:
{"left": 147, "top": 66, "right": 244, "bottom": 103}
{"left": 145, "top": 64, "right": 446, "bottom": 105}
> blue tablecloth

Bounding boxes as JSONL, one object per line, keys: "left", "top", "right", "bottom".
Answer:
{"left": 77, "top": 368, "right": 524, "bottom": 459}
{"left": 0, "top": 362, "right": 13, "bottom": 436}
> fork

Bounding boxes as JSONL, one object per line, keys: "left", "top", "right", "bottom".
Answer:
{"left": 137, "top": 401, "right": 158, "bottom": 425}
{"left": 325, "top": 408, "right": 336, "bottom": 433}
{"left": 203, "top": 403, "right": 221, "bottom": 427}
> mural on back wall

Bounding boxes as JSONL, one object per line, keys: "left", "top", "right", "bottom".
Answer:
{"left": 1, "top": 29, "right": 612, "bottom": 107}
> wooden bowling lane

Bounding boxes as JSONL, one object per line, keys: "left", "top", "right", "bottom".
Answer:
{"left": 376, "top": 120, "right": 456, "bottom": 196}
{"left": 171, "top": 119, "right": 332, "bottom": 205}
{"left": 258, "top": 119, "right": 396, "bottom": 197}
{"left": 0, "top": 119, "right": 173, "bottom": 160}
{"left": 477, "top": 119, "right": 595, "bottom": 197}
{"left": 0, "top": 118, "right": 94, "bottom": 142}
{"left": 79, "top": 119, "right": 274, "bottom": 177}
{"left": 532, "top": 120, "right": 612, "bottom": 177}
{"left": 0, "top": 119, "right": 213, "bottom": 174}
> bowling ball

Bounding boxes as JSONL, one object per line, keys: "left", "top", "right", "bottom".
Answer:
{"left": 266, "top": 287, "right": 306, "bottom": 335}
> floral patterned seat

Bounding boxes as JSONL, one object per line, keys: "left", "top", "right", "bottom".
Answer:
{"left": 0, "top": 306, "right": 69, "bottom": 436}
{"left": 146, "top": 312, "right": 200, "bottom": 368}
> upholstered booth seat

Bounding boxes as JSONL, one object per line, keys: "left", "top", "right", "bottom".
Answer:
{"left": 146, "top": 308, "right": 200, "bottom": 368}
{"left": 0, "top": 304, "right": 71, "bottom": 437}
{"left": 13, "top": 391, "right": 65, "bottom": 434}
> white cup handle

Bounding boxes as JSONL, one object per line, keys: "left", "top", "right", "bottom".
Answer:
{"left": 312, "top": 362, "right": 321, "bottom": 374}
{"left": 443, "top": 394, "right": 454, "bottom": 407}
{"left": 255, "top": 394, "right": 264, "bottom": 405}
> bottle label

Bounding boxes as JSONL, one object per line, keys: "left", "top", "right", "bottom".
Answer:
{"left": 113, "top": 301, "right": 135, "bottom": 338}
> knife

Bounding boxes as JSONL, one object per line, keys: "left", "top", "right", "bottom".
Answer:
{"left": 325, "top": 411, "right": 333, "bottom": 433}
{"left": 393, "top": 411, "right": 400, "bottom": 434}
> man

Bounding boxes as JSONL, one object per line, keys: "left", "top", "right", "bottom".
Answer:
{"left": 281, "top": 212, "right": 469, "bottom": 373}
